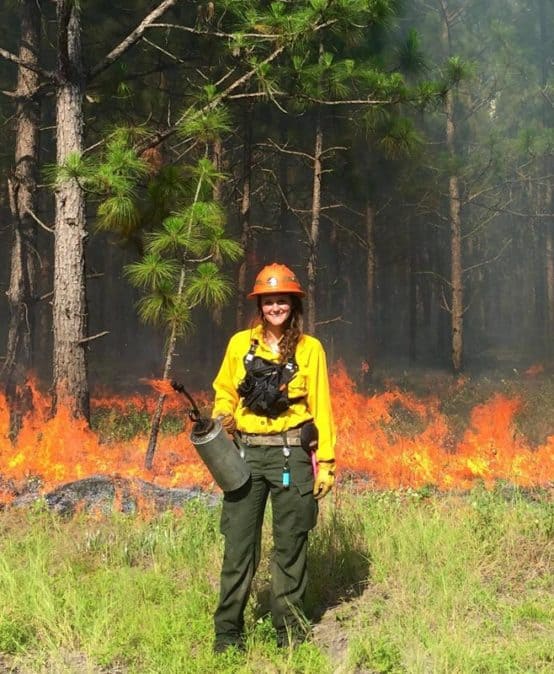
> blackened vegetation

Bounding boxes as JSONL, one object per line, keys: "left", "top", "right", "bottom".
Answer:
{"left": 6, "top": 476, "right": 218, "bottom": 517}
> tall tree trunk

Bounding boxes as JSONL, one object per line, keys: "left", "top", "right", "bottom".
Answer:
{"left": 52, "top": 1, "right": 89, "bottom": 419}
{"left": 307, "top": 108, "right": 323, "bottom": 336}
{"left": 538, "top": 0, "right": 554, "bottom": 357}
{"left": 365, "top": 200, "right": 376, "bottom": 364}
{"left": 544, "top": 182, "right": 554, "bottom": 356}
{"left": 441, "top": 2, "right": 464, "bottom": 373}
{"left": 1, "top": 0, "right": 41, "bottom": 439}
{"left": 277, "top": 114, "right": 290, "bottom": 257}
{"left": 211, "top": 136, "right": 223, "bottom": 329}
{"left": 448, "top": 149, "right": 463, "bottom": 371}
{"left": 236, "top": 107, "right": 253, "bottom": 329}
{"left": 408, "top": 221, "right": 418, "bottom": 362}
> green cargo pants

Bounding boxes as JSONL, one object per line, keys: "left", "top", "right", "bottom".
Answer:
{"left": 214, "top": 440, "right": 318, "bottom": 647}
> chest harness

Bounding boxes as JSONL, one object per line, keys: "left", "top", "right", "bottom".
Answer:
{"left": 237, "top": 339, "right": 303, "bottom": 419}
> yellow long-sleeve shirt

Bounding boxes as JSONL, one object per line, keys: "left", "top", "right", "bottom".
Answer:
{"left": 212, "top": 325, "right": 336, "bottom": 462}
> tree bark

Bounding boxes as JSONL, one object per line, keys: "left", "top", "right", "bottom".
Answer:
{"left": 441, "top": 2, "right": 464, "bottom": 373}
{"left": 306, "top": 108, "right": 323, "bottom": 336}
{"left": 538, "top": 0, "right": 554, "bottom": 357}
{"left": 408, "top": 221, "right": 418, "bottom": 362}
{"left": 52, "top": 0, "right": 89, "bottom": 419}
{"left": 277, "top": 114, "right": 290, "bottom": 256}
{"left": 211, "top": 136, "right": 223, "bottom": 329}
{"left": 365, "top": 201, "right": 376, "bottom": 362}
{"left": 236, "top": 107, "right": 253, "bottom": 330}
{"left": 545, "top": 182, "right": 554, "bottom": 355}
{"left": 448, "top": 174, "right": 463, "bottom": 372}
{"left": 1, "top": 0, "right": 41, "bottom": 439}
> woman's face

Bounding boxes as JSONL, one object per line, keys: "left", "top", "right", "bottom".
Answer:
{"left": 261, "top": 294, "right": 292, "bottom": 330}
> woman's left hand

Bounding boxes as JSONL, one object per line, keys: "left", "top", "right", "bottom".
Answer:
{"left": 313, "top": 462, "right": 335, "bottom": 500}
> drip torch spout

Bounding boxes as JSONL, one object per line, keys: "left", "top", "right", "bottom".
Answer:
{"left": 170, "top": 380, "right": 213, "bottom": 434}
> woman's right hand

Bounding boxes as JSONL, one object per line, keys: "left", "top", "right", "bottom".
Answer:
{"left": 218, "top": 414, "right": 237, "bottom": 434}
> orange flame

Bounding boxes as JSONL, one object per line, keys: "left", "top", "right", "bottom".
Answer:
{"left": 0, "top": 366, "right": 553, "bottom": 503}
{"left": 524, "top": 363, "right": 544, "bottom": 377}
{"left": 140, "top": 378, "right": 178, "bottom": 397}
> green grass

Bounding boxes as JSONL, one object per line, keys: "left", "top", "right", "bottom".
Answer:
{"left": 0, "top": 487, "right": 552, "bottom": 673}
{"left": 91, "top": 407, "right": 184, "bottom": 442}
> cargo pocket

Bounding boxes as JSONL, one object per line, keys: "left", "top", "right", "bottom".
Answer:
{"left": 294, "top": 480, "right": 318, "bottom": 533}
{"left": 219, "top": 478, "right": 251, "bottom": 535}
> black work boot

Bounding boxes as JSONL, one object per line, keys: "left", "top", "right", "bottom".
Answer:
{"left": 213, "top": 636, "right": 245, "bottom": 654}
{"left": 276, "top": 626, "right": 306, "bottom": 649}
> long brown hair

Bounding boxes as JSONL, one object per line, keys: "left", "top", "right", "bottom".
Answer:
{"left": 257, "top": 295, "right": 303, "bottom": 362}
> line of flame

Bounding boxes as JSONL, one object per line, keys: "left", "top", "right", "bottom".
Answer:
{"left": 0, "top": 365, "right": 552, "bottom": 501}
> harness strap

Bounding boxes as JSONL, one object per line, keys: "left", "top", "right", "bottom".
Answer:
{"left": 243, "top": 339, "right": 298, "bottom": 377}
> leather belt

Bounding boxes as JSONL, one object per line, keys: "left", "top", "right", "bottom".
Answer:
{"left": 238, "top": 428, "right": 302, "bottom": 446}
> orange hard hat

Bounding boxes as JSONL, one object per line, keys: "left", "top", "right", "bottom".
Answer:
{"left": 248, "top": 263, "right": 305, "bottom": 299}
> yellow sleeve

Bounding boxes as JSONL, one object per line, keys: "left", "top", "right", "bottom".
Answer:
{"left": 306, "top": 340, "right": 336, "bottom": 463}
{"left": 212, "top": 336, "right": 240, "bottom": 418}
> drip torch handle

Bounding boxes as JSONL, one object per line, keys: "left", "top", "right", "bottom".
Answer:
{"left": 170, "top": 379, "right": 215, "bottom": 434}
{"left": 170, "top": 379, "right": 201, "bottom": 421}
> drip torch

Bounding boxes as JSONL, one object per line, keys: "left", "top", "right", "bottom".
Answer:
{"left": 170, "top": 381, "right": 250, "bottom": 493}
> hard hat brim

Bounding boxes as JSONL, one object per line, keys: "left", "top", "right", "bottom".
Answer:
{"left": 247, "top": 288, "right": 305, "bottom": 299}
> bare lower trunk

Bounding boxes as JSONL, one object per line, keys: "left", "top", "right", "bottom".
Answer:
{"left": 236, "top": 108, "right": 253, "bottom": 329}
{"left": 365, "top": 201, "right": 376, "bottom": 363}
{"left": 445, "top": 85, "right": 463, "bottom": 372}
{"left": 211, "top": 137, "right": 223, "bottom": 328}
{"left": 307, "top": 110, "right": 323, "bottom": 335}
{"left": 1, "top": 0, "right": 41, "bottom": 439}
{"left": 408, "top": 222, "right": 417, "bottom": 362}
{"left": 539, "top": 0, "right": 553, "bottom": 356}
{"left": 144, "top": 277, "right": 181, "bottom": 470}
{"left": 441, "top": 4, "right": 464, "bottom": 373}
{"left": 277, "top": 115, "right": 290, "bottom": 257}
{"left": 52, "top": 1, "right": 89, "bottom": 419}
{"left": 448, "top": 111, "right": 463, "bottom": 373}
{"left": 545, "top": 183, "right": 554, "bottom": 354}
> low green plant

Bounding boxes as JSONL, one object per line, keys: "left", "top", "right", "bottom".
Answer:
{"left": 0, "top": 488, "right": 551, "bottom": 673}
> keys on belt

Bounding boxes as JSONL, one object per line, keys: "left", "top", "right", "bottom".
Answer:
{"left": 237, "top": 428, "right": 302, "bottom": 446}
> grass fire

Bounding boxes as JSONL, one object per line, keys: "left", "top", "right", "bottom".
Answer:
{"left": 1, "top": 366, "right": 552, "bottom": 503}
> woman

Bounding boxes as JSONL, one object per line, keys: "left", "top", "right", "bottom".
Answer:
{"left": 211, "top": 262, "right": 336, "bottom": 652}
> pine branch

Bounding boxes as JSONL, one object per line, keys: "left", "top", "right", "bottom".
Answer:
{"left": 136, "top": 18, "right": 338, "bottom": 153}
{"left": 88, "top": 0, "right": 179, "bottom": 81}
{"left": 0, "top": 46, "right": 58, "bottom": 82}
{"left": 141, "top": 37, "right": 187, "bottom": 64}
{"left": 303, "top": 96, "right": 392, "bottom": 105}
{"left": 147, "top": 23, "right": 283, "bottom": 40}
{"left": 262, "top": 139, "right": 314, "bottom": 161}
{"left": 461, "top": 238, "right": 512, "bottom": 277}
